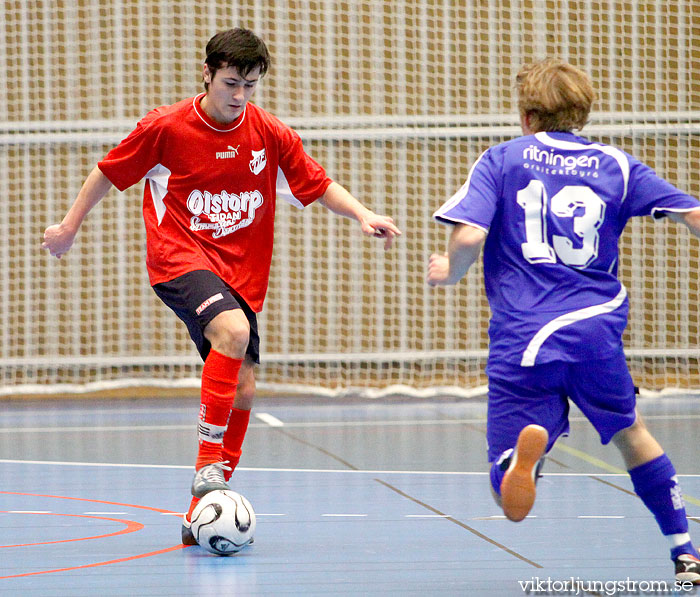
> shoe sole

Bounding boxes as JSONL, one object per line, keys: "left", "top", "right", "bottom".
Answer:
{"left": 676, "top": 571, "right": 700, "bottom": 584}
{"left": 676, "top": 573, "right": 700, "bottom": 584}
{"left": 501, "top": 425, "right": 548, "bottom": 522}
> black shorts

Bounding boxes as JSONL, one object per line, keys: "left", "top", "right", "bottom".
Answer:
{"left": 152, "top": 270, "right": 260, "bottom": 363}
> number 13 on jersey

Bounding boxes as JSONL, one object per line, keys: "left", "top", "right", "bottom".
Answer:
{"left": 516, "top": 180, "right": 606, "bottom": 268}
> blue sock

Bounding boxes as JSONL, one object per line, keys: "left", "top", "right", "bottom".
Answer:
{"left": 629, "top": 454, "right": 699, "bottom": 561}
{"left": 489, "top": 449, "right": 513, "bottom": 496}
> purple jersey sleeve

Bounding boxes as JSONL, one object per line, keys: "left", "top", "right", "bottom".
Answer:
{"left": 433, "top": 148, "right": 501, "bottom": 231}
{"left": 623, "top": 156, "right": 700, "bottom": 221}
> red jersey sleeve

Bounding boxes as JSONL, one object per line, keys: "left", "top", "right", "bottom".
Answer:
{"left": 275, "top": 122, "right": 332, "bottom": 207}
{"left": 98, "top": 109, "right": 166, "bottom": 192}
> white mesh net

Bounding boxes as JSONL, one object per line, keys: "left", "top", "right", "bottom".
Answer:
{"left": 2, "top": 1, "right": 699, "bottom": 396}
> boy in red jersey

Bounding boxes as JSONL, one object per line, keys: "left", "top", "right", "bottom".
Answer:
{"left": 42, "top": 28, "right": 401, "bottom": 545}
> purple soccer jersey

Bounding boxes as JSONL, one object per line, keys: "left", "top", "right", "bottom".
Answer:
{"left": 434, "top": 131, "right": 700, "bottom": 367}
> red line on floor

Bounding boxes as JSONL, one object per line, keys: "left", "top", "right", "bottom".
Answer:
{"left": 0, "top": 491, "right": 188, "bottom": 580}
{"left": 0, "top": 544, "right": 187, "bottom": 580}
{"left": 0, "top": 511, "right": 143, "bottom": 548}
{"left": 0, "top": 491, "right": 176, "bottom": 513}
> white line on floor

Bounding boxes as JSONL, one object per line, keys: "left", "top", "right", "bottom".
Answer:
{"left": 255, "top": 413, "right": 285, "bottom": 427}
{"left": 0, "top": 459, "right": 699, "bottom": 478}
{"left": 6, "top": 510, "right": 52, "bottom": 514}
{"left": 83, "top": 511, "right": 128, "bottom": 515}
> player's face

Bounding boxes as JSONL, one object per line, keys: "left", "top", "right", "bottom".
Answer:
{"left": 201, "top": 64, "right": 261, "bottom": 124}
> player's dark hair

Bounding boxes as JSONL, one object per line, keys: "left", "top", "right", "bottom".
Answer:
{"left": 204, "top": 28, "right": 270, "bottom": 90}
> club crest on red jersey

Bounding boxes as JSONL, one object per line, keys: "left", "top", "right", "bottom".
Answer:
{"left": 249, "top": 149, "right": 266, "bottom": 175}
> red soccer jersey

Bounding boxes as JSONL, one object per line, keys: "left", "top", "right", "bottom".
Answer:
{"left": 98, "top": 94, "right": 332, "bottom": 312}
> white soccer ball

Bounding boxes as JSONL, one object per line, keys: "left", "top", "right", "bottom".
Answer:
{"left": 190, "top": 490, "right": 256, "bottom": 555}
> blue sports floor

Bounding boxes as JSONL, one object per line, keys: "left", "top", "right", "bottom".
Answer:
{"left": 0, "top": 393, "right": 699, "bottom": 596}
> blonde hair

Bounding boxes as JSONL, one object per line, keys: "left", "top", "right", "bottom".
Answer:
{"left": 516, "top": 58, "right": 595, "bottom": 132}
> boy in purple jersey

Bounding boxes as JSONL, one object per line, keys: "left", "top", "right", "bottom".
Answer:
{"left": 427, "top": 58, "right": 700, "bottom": 583}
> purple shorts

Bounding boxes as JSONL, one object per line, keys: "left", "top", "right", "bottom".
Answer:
{"left": 485, "top": 349, "right": 637, "bottom": 462}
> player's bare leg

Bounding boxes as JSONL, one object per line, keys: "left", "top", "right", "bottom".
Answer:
{"left": 183, "top": 309, "right": 250, "bottom": 545}
{"left": 193, "top": 308, "right": 249, "bottom": 478}
{"left": 233, "top": 359, "right": 256, "bottom": 410}
{"left": 221, "top": 359, "right": 256, "bottom": 480}
{"left": 613, "top": 412, "right": 700, "bottom": 583}
{"left": 182, "top": 362, "right": 254, "bottom": 547}
{"left": 611, "top": 413, "right": 663, "bottom": 469}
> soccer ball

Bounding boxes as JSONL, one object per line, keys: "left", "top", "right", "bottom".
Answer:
{"left": 190, "top": 490, "right": 256, "bottom": 555}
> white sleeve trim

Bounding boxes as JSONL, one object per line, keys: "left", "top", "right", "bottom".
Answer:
{"left": 145, "top": 163, "right": 172, "bottom": 225}
{"left": 651, "top": 205, "right": 700, "bottom": 217}
{"left": 433, "top": 216, "right": 489, "bottom": 233}
{"left": 433, "top": 149, "right": 489, "bottom": 222}
{"left": 276, "top": 166, "right": 305, "bottom": 209}
{"left": 520, "top": 285, "right": 628, "bottom": 367}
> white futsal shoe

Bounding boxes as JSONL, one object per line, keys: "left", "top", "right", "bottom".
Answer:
{"left": 191, "top": 461, "right": 232, "bottom": 498}
{"left": 183, "top": 461, "right": 232, "bottom": 546}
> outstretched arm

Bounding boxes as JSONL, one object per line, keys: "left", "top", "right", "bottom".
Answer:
{"left": 667, "top": 209, "right": 700, "bottom": 238}
{"left": 317, "top": 182, "right": 402, "bottom": 250}
{"left": 427, "top": 223, "right": 487, "bottom": 286}
{"left": 42, "top": 166, "right": 114, "bottom": 259}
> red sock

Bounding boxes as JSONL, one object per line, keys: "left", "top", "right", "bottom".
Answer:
{"left": 186, "top": 409, "right": 249, "bottom": 522}
{"left": 186, "top": 497, "right": 200, "bottom": 522}
{"left": 221, "top": 408, "right": 251, "bottom": 480}
{"left": 195, "top": 349, "right": 242, "bottom": 471}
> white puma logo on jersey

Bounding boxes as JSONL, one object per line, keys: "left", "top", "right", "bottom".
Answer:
{"left": 216, "top": 145, "right": 240, "bottom": 159}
